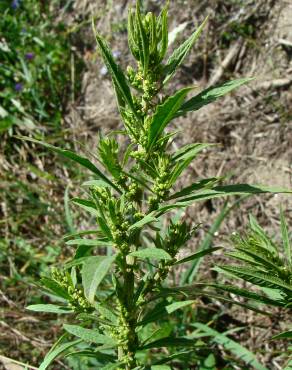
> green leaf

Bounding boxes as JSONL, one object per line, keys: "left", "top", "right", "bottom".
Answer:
{"left": 39, "top": 336, "right": 82, "bottom": 370}
{"left": 169, "top": 144, "right": 213, "bottom": 185}
{"left": 168, "top": 178, "right": 218, "bottom": 200}
{"left": 163, "top": 17, "right": 208, "bottom": 84}
{"left": 272, "top": 330, "right": 292, "bottom": 340}
{"left": 141, "top": 337, "right": 194, "bottom": 349}
{"left": 208, "top": 284, "right": 286, "bottom": 307}
{"left": 178, "top": 78, "right": 253, "bottom": 116}
{"left": 151, "top": 366, "right": 171, "bottom": 370}
{"left": 26, "top": 304, "right": 73, "bottom": 314}
{"left": 82, "top": 255, "right": 116, "bottom": 303}
{"left": 217, "top": 265, "right": 292, "bottom": 292}
{"left": 129, "top": 214, "right": 157, "bottom": 232}
{"left": 129, "top": 248, "right": 172, "bottom": 261}
{"left": 64, "top": 324, "right": 117, "bottom": 346}
{"left": 40, "top": 277, "right": 70, "bottom": 300}
{"left": 156, "top": 184, "right": 292, "bottom": 216}
{"left": 194, "top": 323, "right": 268, "bottom": 370}
{"left": 280, "top": 207, "right": 291, "bottom": 265}
{"left": 66, "top": 239, "right": 112, "bottom": 247}
{"left": 136, "top": 0, "right": 149, "bottom": 74}
{"left": 17, "top": 136, "right": 120, "bottom": 193}
{"left": 148, "top": 87, "right": 193, "bottom": 149}
{"left": 71, "top": 198, "right": 99, "bottom": 217}
{"left": 174, "top": 247, "right": 221, "bottom": 265}
{"left": 92, "top": 23, "right": 137, "bottom": 118}
{"left": 139, "top": 300, "right": 195, "bottom": 326}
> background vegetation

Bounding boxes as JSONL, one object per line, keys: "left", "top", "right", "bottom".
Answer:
{"left": 0, "top": 0, "right": 291, "bottom": 369}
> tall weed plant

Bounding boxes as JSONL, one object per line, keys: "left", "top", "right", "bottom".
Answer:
{"left": 23, "top": 1, "right": 291, "bottom": 369}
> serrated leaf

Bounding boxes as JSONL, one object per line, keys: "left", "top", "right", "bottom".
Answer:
{"left": 17, "top": 136, "right": 120, "bottom": 192}
{"left": 39, "top": 337, "right": 82, "bottom": 370}
{"left": 92, "top": 24, "right": 137, "bottom": 118}
{"left": 174, "top": 247, "right": 221, "bottom": 265}
{"left": 177, "top": 78, "right": 253, "bottom": 116}
{"left": 129, "top": 248, "right": 172, "bottom": 261}
{"left": 148, "top": 87, "right": 193, "bottom": 149}
{"left": 163, "top": 17, "right": 208, "bottom": 84}
{"left": 82, "top": 255, "right": 116, "bottom": 303}
{"left": 64, "top": 324, "right": 117, "bottom": 346}
{"left": 194, "top": 323, "right": 268, "bottom": 370}
{"left": 26, "top": 304, "right": 73, "bottom": 314}
{"left": 217, "top": 265, "right": 292, "bottom": 291}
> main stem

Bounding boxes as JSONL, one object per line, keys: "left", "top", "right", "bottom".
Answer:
{"left": 118, "top": 256, "right": 138, "bottom": 369}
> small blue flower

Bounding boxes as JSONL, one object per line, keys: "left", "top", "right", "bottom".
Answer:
{"left": 14, "top": 83, "right": 23, "bottom": 92}
{"left": 25, "top": 52, "right": 35, "bottom": 61}
{"left": 11, "top": 0, "right": 20, "bottom": 9}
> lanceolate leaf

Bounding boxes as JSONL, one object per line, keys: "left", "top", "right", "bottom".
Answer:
{"left": 82, "top": 255, "right": 116, "bottom": 303}
{"left": 272, "top": 330, "right": 292, "bottom": 340}
{"left": 129, "top": 248, "right": 172, "bottom": 261}
{"left": 217, "top": 265, "right": 292, "bottom": 292}
{"left": 194, "top": 323, "right": 268, "bottom": 370}
{"left": 71, "top": 198, "right": 99, "bottom": 217}
{"left": 64, "top": 324, "right": 117, "bottom": 346}
{"left": 177, "top": 78, "right": 253, "bottom": 116}
{"left": 129, "top": 214, "right": 157, "bottom": 231}
{"left": 141, "top": 337, "right": 194, "bottom": 350}
{"left": 163, "top": 17, "right": 208, "bottom": 84}
{"left": 17, "top": 136, "right": 120, "bottom": 192}
{"left": 26, "top": 304, "right": 73, "bottom": 314}
{"left": 280, "top": 207, "right": 291, "bottom": 265}
{"left": 148, "top": 87, "right": 193, "bottom": 149}
{"left": 156, "top": 184, "right": 292, "bottom": 216}
{"left": 174, "top": 247, "right": 221, "bottom": 265}
{"left": 39, "top": 337, "right": 82, "bottom": 370}
{"left": 168, "top": 178, "right": 219, "bottom": 200}
{"left": 92, "top": 23, "right": 137, "bottom": 117}
{"left": 66, "top": 238, "right": 112, "bottom": 247}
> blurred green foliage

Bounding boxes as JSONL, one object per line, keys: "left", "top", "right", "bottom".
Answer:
{"left": 0, "top": 0, "right": 83, "bottom": 133}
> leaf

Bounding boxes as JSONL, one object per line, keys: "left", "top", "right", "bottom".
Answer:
{"left": 71, "top": 198, "right": 99, "bottom": 217}
{"left": 156, "top": 184, "right": 292, "bottom": 216}
{"left": 148, "top": 87, "right": 193, "bottom": 149}
{"left": 217, "top": 265, "right": 292, "bottom": 292}
{"left": 39, "top": 337, "right": 82, "bottom": 370}
{"left": 177, "top": 78, "right": 253, "bottom": 116}
{"left": 66, "top": 239, "right": 112, "bottom": 247}
{"left": 194, "top": 323, "right": 268, "bottom": 370}
{"left": 136, "top": 0, "right": 149, "bottom": 74}
{"left": 169, "top": 144, "right": 213, "bottom": 185}
{"left": 64, "top": 324, "right": 117, "bottom": 346}
{"left": 40, "top": 277, "right": 70, "bottom": 300}
{"left": 26, "top": 304, "right": 73, "bottom": 314}
{"left": 129, "top": 214, "right": 157, "bottom": 232}
{"left": 141, "top": 336, "right": 194, "bottom": 349}
{"left": 82, "top": 255, "right": 116, "bottom": 303}
{"left": 272, "top": 330, "right": 292, "bottom": 340}
{"left": 280, "top": 207, "right": 291, "bottom": 265}
{"left": 151, "top": 366, "right": 171, "bottom": 370}
{"left": 139, "top": 300, "right": 195, "bottom": 325}
{"left": 168, "top": 178, "right": 218, "bottom": 200}
{"left": 208, "top": 284, "right": 286, "bottom": 307}
{"left": 174, "top": 247, "right": 221, "bottom": 265}
{"left": 129, "top": 248, "right": 172, "bottom": 261}
{"left": 92, "top": 23, "right": 137, "bottom": 117}
{"left": 17, "top": 136, "right": 120, "bottom": 192}
{"left": 163, "top": 17, "right": 208, "bottom": 84}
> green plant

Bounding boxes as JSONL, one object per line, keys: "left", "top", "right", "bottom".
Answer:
{"left": 23, "top": 1, "right": 291, "bottom": 369}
